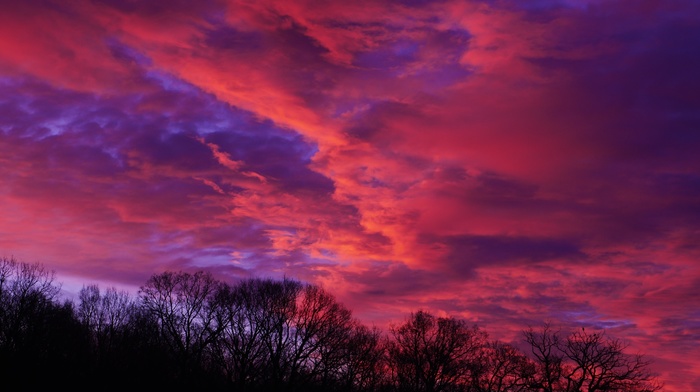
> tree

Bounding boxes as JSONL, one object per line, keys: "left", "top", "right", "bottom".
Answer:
{"left": 336, "top": 323, "right": 387, "bottom": 392}
{"left": 0, "top": 260, "right": 667, "bottom": 391}
{"left": 77, "top": 283, "right": 140, "bottom": 383}
{"left": 560, "top": 328, "right": 663, "bottom": 392}
{"left": 289, "top": 283, "right": 355, "bottom": 388}
{"left": 471, "top": 340, "right": 536, "bottom": 392}
{"left": 523, "top": 324, "right": 663, "bottom": 392}
{"left": 524, "top": 323, "right": 564, "bottom": 392}
{"left": 209, "top": 277, "right": 359, "bottom": 391}
{"left": 209, "top": 277, "right": 280, "bottom": 390}
{"left": 139, "top": 270, "right": 224, "bottom": 384}
{"left": 78, "top": 284, "right": 135, "bottom": 345}
{"left": 0, "top": 256, "right": 62, "bottom": 355}
{"left": 387, "top": 310, "right": 487, "bottom": 392}
{"left": 114, "top": 304, "right": 181, "bottom": 388}
{"left": 0, "top": 257, "right": 89, "bottom": 388}
{"left": 250, "top": 277, "right": 304, "bottom": 389}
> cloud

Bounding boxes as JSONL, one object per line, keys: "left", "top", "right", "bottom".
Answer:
{"left": 1, "top": 1, "right": 698, "bottom": 390}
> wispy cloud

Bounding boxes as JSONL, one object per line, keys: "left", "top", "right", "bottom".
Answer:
{"left": 1, "top": 1, "right": 698, "bottom": 389}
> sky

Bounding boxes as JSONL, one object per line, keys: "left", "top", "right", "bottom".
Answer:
{"left": 1, "top": 0, "right": 699, "bottom": 389}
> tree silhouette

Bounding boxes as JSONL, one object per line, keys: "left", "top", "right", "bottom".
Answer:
{"left": 561, "top": 328, "right": 663, "bottom": 392}
{"left": 290, "top": 283, "right": 355, "bottom": 389}
{"left": 387, "top": 310, "right": 487, "bottom": 392}
{"left": 0, "top": 258, "right": 667, "bottom": 391}
{"left": 209, "top": 277, "right": 280, "bottom": 390}
{"left": 139, "top": 270, "right": 225, "bottom": 386}
{"left": 78, "top": 284, "right": 135, "bottom": 349}
{"left": 0, "top": 257, "right": 89, "bottom": 388}
{"left": 209, "top": 277, "right": 358, "bottom": 391}
{"left": 472, "top": 340, "right": 537, "bottom": 392}
{"left": 524, "top": 323, "right": 663, "bottom": 392}
{"left": 337, "top": 323, "right": 387, "bottom": 392}
{"left": 524, "top": 323, "right": 565, "bottom": 392}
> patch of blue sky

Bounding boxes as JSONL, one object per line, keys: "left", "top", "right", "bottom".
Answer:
{"left": 189, "top": 247, "right": 255, "bottom": 269}
{"left": 560, "top": 309, "right": 638, "bottom": 332}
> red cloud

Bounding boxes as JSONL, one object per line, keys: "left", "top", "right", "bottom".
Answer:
{"left": 1, "top": 2, "right": 698, "bottom": 390}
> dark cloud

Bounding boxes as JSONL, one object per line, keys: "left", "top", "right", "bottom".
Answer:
{"left": 426, "top": 233, "right": 584, "bottom": 272}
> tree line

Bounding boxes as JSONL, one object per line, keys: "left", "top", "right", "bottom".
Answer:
{"left": 0, "top": 256, "right": 663, "bottom": 391}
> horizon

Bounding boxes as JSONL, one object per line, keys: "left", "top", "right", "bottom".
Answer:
{"left": 1, "top": 1, "right": 698, "bottom": 390}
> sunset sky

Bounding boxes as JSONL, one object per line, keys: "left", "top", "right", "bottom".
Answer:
{"left": 1, "top": 0, "right": 698, "bottom": 389}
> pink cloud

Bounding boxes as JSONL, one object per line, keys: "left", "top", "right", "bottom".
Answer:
{"left": 1, "top": 1, "right": 698, "bottom": 390}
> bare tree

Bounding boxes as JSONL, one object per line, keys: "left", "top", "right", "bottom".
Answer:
{"left": 289, "top": 283, "right": 355, "bottom": 388}
{"left": 561, "top": 328, "right": 663, "bottom": 392}
{"left": 472, "top": 340, "right": 536, "bottom": 392}
{"left": 209, "top": 278, "right": 280, "bottom": 389}
{"left": 0, "top": 256, "right": 61, "bottom": 353}
{"left": 524, "top": 324, "right": 663, "bottom": 392}
{"left": 387, "top": 310, "right": 487, "bottom": 392}
{"left": 0, "top": 257, "right": 88, "bottom": 387}
{"left": 0, "top": 260, "right": 668, "bottom": 391}
{"left": 139, "top": 270, "right": 224, "bottom": 381}
{"left": 78, "top": 285, "right": 134, "bottom": 338}
{"left": 337, "top": 323, "right": 387, "bottom": 392}
{"left": 524, "top": 323, "right": 564, "bottom": 392}
{"left": 254, "top": 277, "right": 304, "bottom": 388}
{"left": 209, "top": 277, "right": 365, "bottom": 391}
{"left": 77, "top": 283, "right": 137, "bottom": 374}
